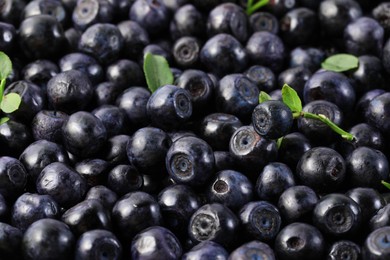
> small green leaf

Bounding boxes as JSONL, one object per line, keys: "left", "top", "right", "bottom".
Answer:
{"left": 321, "top": 54, "right": 359, "bottom": 72}
{"left": 277, "top": 137, "right": 284, "bottom": 149}
{"left": 281, "top": 84, "right": 302, "bottom": 112}
{"left": 259, "top": 91, "right": 271, "bottom": 103}
{"left": 246, "top": 0, "right": 269, "bottom": 15}
{"left": 0, "top": 51, "right": 12, "bottom": 80}
{"left": 382, "top": 180, "right": 390, "bottom": 190}
{"left": 1, "top": 93, "right": 21, "bottom": 113}
{"left": 0, "top": 117, "right": 9, "bottom": 125}
{"left": 143, "top": 52, "right": 174, "bottom": 93}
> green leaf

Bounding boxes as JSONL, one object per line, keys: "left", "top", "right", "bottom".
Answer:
{"left": 0, "top": 51, "right": 12, "bottom": 80}
{"left": 277, "top": 137, "right": 284, "bottom": 149}
{"left": 281, "top": 84, "right": 302, "bottom": 112}
{"left": 382, "top": 180, "right": 390, "bottom": 190}
{"left": 321, "top": 54, "right": 359, "bottom": 72}
{"left": 0, "top": 117, "right": 9, "bottom": 125}
{"left": 143, "top": 52, "right": 174, "bottom": 93}
{"left": 1, "top": 93, "right": 21, "bottom": 113}
{"left": 246, "top": 0, "right": 269, "bottom": 15}
{"left": 259, "top": 91, "right": 271, "bottom": 103}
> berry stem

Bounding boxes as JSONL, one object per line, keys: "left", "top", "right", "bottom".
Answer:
{"left": 0, "top": 78, "right": 5, "bottom": 105}
{"left": 246, "top": 0, "right": 269, "bottom": 15}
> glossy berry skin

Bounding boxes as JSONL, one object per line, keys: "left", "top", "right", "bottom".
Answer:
{"left": 244, "top": 65, "right": 276, "bottom": 93}
{"left": 278, "top": 185, "right": 319, "bottom": 223}
{"left": 0, "top": 157, "right": 28, "bottom": 200}
{"left": 0, "top": 22, "right": 16, "bottom": 54}
{"left": 11, "top": 193, "right": 60, "bottom": 231}
{"left": 319, "top": 0, "right": 362, "bottom": 37}
{"left": 78, "top": 23, "right": 124, "bottom": 64}
{"left": 214, "top": 151, "right": 238, "bottom": 172}
{"left": 107, "top": 165, "right": 143, "bottom": 196}
{"left": 31, "top": 110, "right": 69, "bottom": 143}
{"left": 127, "top": 127, "right": 171, "bottom": 175}
{"left": 75, "top": 159, "right": 110, "bottom": 187}
{"left": 59, "top": 52, "right": 104, "bottom": 85}
{"left": 252, "top": 100, "right": 293, "bottom": 139}
{"left": 92, "top": 105, "right": 130, "bottom": 137}
{"left": 346, "top": 147, "right": 389, "bottom": 190}
{"left": 373, "top": 3, "right": 390, "bottom": 38}
{"left": 256, "top": 162, "right": 295, "bottom": 202}
{"left": 346, "top": 188, "right": 385, "bottom": 223}
{"left": 22, "top": 0, "right": 68, "bottom": 26}
{"left": 94, "top": 81, "right": 123, "bottom": 106}
{"left": 131, "top": 226, "right": 182, "bottom": 260}
{"left": 278, "top": 66, "right": 311, "bottom": 98}
{"left": 182, "top": 241, "right": 229, "bottom": 260}
{"left": 296, "top": 147, "right": 346, "bottom": 193}
{"left": 328, "top": 240, "right": 361, "bottom": 260}
{"left": 277, "top": 132, "right": 311, "bottom": 169}
{"left": 22, "top": 219, "right": 75, "bottom": 260}
{"left": 116, "top": 87, "right": 151, "bottom": 129}
{"left": 100, "top": 135, "right": 130, "bottom": 165}
{"left": 75, "top": 229, "right": 122, "bottom": 260}
{"left": 112, "top": 191, "right": 162, "bottom": 241}
{"left": 188, "top": 203, "right": 240, "bottom": 248}
{"left": 19, "top": 140, "right": 69, "bottom": 182}
{"left": 61, "top": 199, "right": 111, "bottom": 236}
{"left": 364, "top": 92, "right": 390, "bottom": 134}
{"left": 207, "top": 3, "right": 249, "bottom": 43}
{"left": 158, "top": 184, "right": 200, "bottom": 236}
{"left": 303, "top": 70, "right": 356, "bottom": 113}
{"left": 0, "top": 120, "right": 32, "bottom": 158}
{"left": 356, "top": 89, "right": 386, "bottom": 120}
{"left": 289, "top": 47, "right": 325, "bottom": 72}
{"left": 313, "top": 194, "right": 362, "bottom": 237}
{"left": 0, "top": 222, "right": 23, "bottom": 259}
{"left": 36, "top": 162, "right": 87, "bottom": 208}
{"left": 200, "top": 33, "right": 248, "bottom": 77}
{"left": 166, "top": 136, "right": 214, "bottom": 187}
{"left": 172, "top": 36, "right": 201, "bottom": 69}
{"left": 18, "top": 15, "right": 66, "bottom": 60}
{"left": 297, "top": 100, "right": 343, "bottom": 144}
{"left": 170, "top": 4, "right": 206, "bottom": 40}
{"left": 239, "top": 201, "right": 281, "bottom": 242}
{"left": 384, "top": 37, "right": 390, "bottom": 74}
{"left": 215, "top": 74, "right": 259, "bottom": 122}
{"left": 275, "top": 222, "right": 325, "bottom": 260}
{"left": 62, "top": 111, "right": 107, "bottom": 158}
{"left": 117, "top": 20, "right": 150, "bottom": 61}
{"left": 4, "top": 80, "right": 45, "bottom": 123}
{"left": 0, "top": 194, "right": 7, "bottom": 221}
{"left": 246, "top": 31, "right": 285, "bottom": 72}
{"left": 280, "top": 7, "right": 318, "bottom": 47}
{"left": 47, "top": 70, "right": 93, "bottom": 114}
{"left": 22, "top": 59, "right": 59, "bottom": 89}
{"left": 72, "top": 0, "right": 114, "bottom": 31}
{"left": 362, "top": 226, "right": 390, "bottom": 259}
{"left": 142, "top": 43, "right": 173, "bottom": 64}
{"left": 147, "top": 84, "right": 192, "bottom": 131}
{"left": 249, "top": 12, "right": 279, "bottom": 34}
{"left": 199, "top": 113, "right": 242, "bottom": 151}
{"left": 369, "top": 204, "right": 390, "bottom": 232}
{"left": 344, "top": 17, "right": 384, "bottom": 57}
{"left": 85, "top": 185, "right": 118, "bottom": 210}
{"left": 229, "top": 240, "right": 276, "bottom": 260}
{"left": 106, "top": 59, "right": 144, "bottom": 89}
{"left": 229, "top": 125, "right": 277, "bottom": 179}
{"left": 207, "top": 170, "right": 253, "bottom": 210}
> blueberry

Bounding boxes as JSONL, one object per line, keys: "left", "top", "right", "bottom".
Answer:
{"left": 75, "top": 229, "right": 122, "bottom": 260}
{"left": 107, "top": 0, "right": 134, "bottom": 20}
{"left": 85, "top": 185, "right": 118, "bottom": 210}
{"left": 112, "top": 191, "right": 162, "bottom": 241}
{"left": 313, "top": 193, "right": 362, "bottom": 237}
{"left": 22, "top": 0, "right": 68, "bottom": 27}
{"left": 117, "top": 20, "right": 150, "bottom": 61}
{"left": 239, "top": 201, "right": 281, "bottom": 242}
{"left": 229, "top": 240, "right": 276, "bottom": 260}
{"left": 252, "top": 100, "right": 293, "bottom": 139}
{"left": 166, "top": 136, "right": 214, "bottom": 187}
{"left": 107, "top": 164, "right": 143, "bottom": 196}
{"left": 274, "top": 222, "right": 325, "bottom": 260}
{"left": 19, "top": 140, "right": 69, "bottom": 182}
{"left": 0, "top": 0, "right": 26, "bottom": 26}
{"left": 61, "top": 199, "right": 111, "bottom": 236}
{"left": 369, "top": 204, "right": 390, "bottom": 232}
{"left": 92, "top": 105, "right": 131, "bottom": 137}
{"left": 0, "top": 22, "right": 16, "bottom": 54}
{"left": 106, "top": 59, "right": 145, "bottom": 90}
{"left": 188, "top": 203, "right": 239, "bottom": 248}
{"left": 99, "top": 134, "right": 131, "bottom": 165}
{"left": 182, "top": 241, "right": 229, "bottom": 260}
{"left": 244, "top": 65, "right": 276, "bottom": 93}
{"left": 142, "top": 43, "right": 173, "bottom": 64}
{"left": 47, "top": 70, "right": 93, "bottom": 113}
{"left": 146, "top": 84, "right": 193, "bottom": 131}
{"left": 94, "top": 81, "right": 123, "bottom": 106}
{"left": 255, "top": 162, "right": 295, "bottom": 202}
{"left": 278, "top": 185, "right": 319, "bottom": 223}
{"left": 22, "top": 219, "right": 75, "bottom": 260}
{"left": 373, "top": 2, "right": 390, "bottom": 38}
{"left": 278, "top": 66, "right": 312, "bottom": 98}
{"left": 289, "top": 47, "right": 325, "bottom": 72}
{"left": 172, "top": 36, "right": 201, "bottom": 69}
{"left": 72, "top": 0, "right": 114, "bottom": 31}
{"left": 0, "top": 157, "right": 28, "bottom": 200}
{"left": 328, "top": 240, "right": 361, "bottom": 260}
{"left": 31, "top": 110, "right": 69, "bottom": 143}
{"left": 356, "top": 89, "right": 386, "bottom": 121}
{"left": 214, "top": 151, "right": 238, "bottom": 172}
{"left": 364, "top": 92, "right": 390, "bottom": 134}
{"left": 249, "top": 12, "right": 279, "bottom": 34}
{"left": 264, "top": 0, "right": 297, "bottom": 17}
{"left": 22, "top": 59, "right": 59, "bottom": 89}
{"left": 131, "top": 226, "right": 182, "bottom": 259}
{"left": 0, "top": 194, "right": 8, "bottom": 221}
{"left": 296, "top": 147, "right": 346, "bottom": 193}
{"left": 0, "top": 120, "right": 32, "bottom": 158}
{"left": 62, "top": 111, "right": 107, "bottom": 158}
{"left": 170, "top": 4, "right": 206, "bottom": 40}
{"left": 75, "top": 158, "right": 110, "bottom": 187}
{"left": 346, "top": 146, "right": 389, "bottom": 190}
{"left": 36, "top": 162, "right": 87, "bottom": 207}
{"left": 0, "top": 222, "right": 23, "bottom": 258}
{"left": 207, "top": 170, "right": 253, "bottom": 210}
{"left": 277, "top": 132, "right": 312, "bottom": 169}
{"left": 65, "top": 27, "right": 82, "bottom": 52}
{"left": 363, "top": 226, "right": 390, "bottom": 259}
{"left": 200, "top": 33, "right": 248, "bottom": 77}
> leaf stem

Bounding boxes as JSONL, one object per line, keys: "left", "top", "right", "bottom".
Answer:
{"left": 302, "top": 112, "right": 355, "bottom": 141}
{"left": 246, "top": 0, "right": 269, "bottom": 15}
{"left": 0, "top": 78, "right": 5, "bottom": 105}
